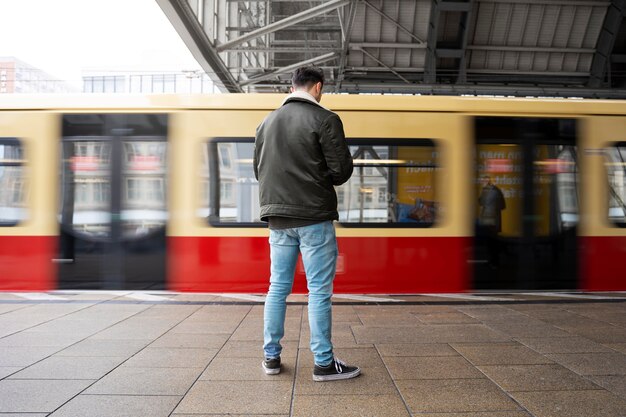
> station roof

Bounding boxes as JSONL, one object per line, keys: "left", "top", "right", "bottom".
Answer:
{"left": 159, "top": 0, "right": 626, "bottom": 98}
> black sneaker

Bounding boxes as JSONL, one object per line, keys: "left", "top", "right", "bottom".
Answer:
{"left": 312, "top": 358, "right": 361, "bottom": 382}
{"left": 262, "top": 357, "right": 281, "bottom": 375}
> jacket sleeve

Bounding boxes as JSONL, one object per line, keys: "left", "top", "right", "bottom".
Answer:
{"left": 319, "top": 113, "right": 353, "bottom": 185}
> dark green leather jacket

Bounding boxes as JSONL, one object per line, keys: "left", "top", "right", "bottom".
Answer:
{"left": 253, "top": 95, "right": 353, "bottom": 222}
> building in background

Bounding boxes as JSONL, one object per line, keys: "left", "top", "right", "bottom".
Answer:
{"left": 82, "top": 69, "right": 218, "bottom": 94}
{"left": 0, "top": 57, "right": 76, "bottom": 94}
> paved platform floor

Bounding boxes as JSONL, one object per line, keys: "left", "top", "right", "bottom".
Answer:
{"left": 0, "top": 291, "right": 625, "bottom": 417}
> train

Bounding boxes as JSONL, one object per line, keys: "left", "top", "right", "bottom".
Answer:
{"left": 0, "top": 94, "right": 625, "bottom": 293}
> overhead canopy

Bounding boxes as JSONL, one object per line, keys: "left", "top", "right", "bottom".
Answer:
{"left": 157, "top": 0, "right": 626, "bottom": 98}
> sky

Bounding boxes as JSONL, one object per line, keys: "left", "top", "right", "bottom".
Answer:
{"left": 0, "top": 0, "right": 201, "bottom": 88}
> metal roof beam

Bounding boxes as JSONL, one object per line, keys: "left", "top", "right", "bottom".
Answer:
{"left": 155, "top": 0, "right": 243, "bottom": 93}
{"left": 469, "top": 45, "right": 595, "bottom": 53}
{"left": 225, "top": 25, "right": 341, "bottom": 32}
{"left": 362, "top": 0, "right": 425, "bottom": 44}
{"left": 439, "top": 1, "right": 472, "bottom": 12}
{"left": 424, "top": 0, "right": 440, "bottom": 83}
{"left": 589, "top": 0, "right": 626, "bottom": 88}
{"left": 478, "top": 0, "right": 610, "bottom": 5}
{"left": 612, "top": 53, "right": 626, "bottom": 63}
{"left": 336, "top": 1, "right": 359, "bottom": 92}
{"left": 350, "top": 42, "right": 427, "bottom": 49}
{"left": 216, "top": 0, "right": 350, "bottom": 52}
{"left": 333, "top": 83, "right": 626, "bottom": 98}
{"left": 224, "top": 47, "right": 340, "bottom": 53}
{"left": 356, "top": 48, "right": 411, "bottom": 84}
{"left": 240, "top": 52, "right": 338, "bottom": 86}
{"left": 457, "top": 0, "right": 474, "bottom": 84}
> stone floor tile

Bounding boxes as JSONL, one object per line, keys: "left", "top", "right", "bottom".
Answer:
{"left": 384, "top": 356, "right": 484, "bottom": 380}
{"left": 514, "top": 336, "right": 613, "bottom": 354}
{"left": 455, "top": 306, "right": 524, "bottom": 320}
{"left": 478, "top": 364, "right": 600, "bottom": 391}
{"left": 0, "top": 414, "right": 48, "bottom": 417}
{"left": 412, "top": 412, "right": 532, "bottom": 417}
{"left": 150, "top": 332, "right": 229, "bottom": 348}
{"left": 450, "top": 343, "right": 553, "bottom": 365}
{"left": 0, "top": 304, "right": 33, "bottom": 313}
{"left": 173, "top": 415, "right": 287, "bottom": 417}
{"left": 377, "top": 343, "right": 458, "bottom": 357}
{"left": 292, "top": 394, "right": 410, "bottom": 417}
{"left": 0, "top": 331, "right": 84, "bottom": 347}
{"left": 0, "top": 346, "right": 59, "bottom": 367}
{"left": 415, "top": 312, "right": 480, "bottom": 324}
{"left": 358, "top": 314, "right": 422, "bottom": 326}
{"left": 295, "top": 366, "right": 395, "bottom": 395}
{"left": 0, "top": 379, "right": 93, "bottom": 413}
{"left": 84, "top": 366, "right": 202, "bottom": 395}
{"left": 511, "top": 390, "right": 626, "bottom": 417}
{"left": 174, "top": 380, "right": 292, "bottom": 415}
{"left": 606, "top": 343, "right": 626, "bottom": 354}
{"left": 89, "top": 325, "right": 174, "bottom": 341}
{"left": 396, "top": 379, "right": 521, "bottom": 413}
{"left": 218, "top": 340, "right": 298, "bottom": 358}
{"left": 169, "top": 320, "right": 240, "bottom": 334}
{"left": 297, "top": 346, "right": 383, "bottom": 367}
{"left": 545, "top": 352, "right": 626, "bottom": 375}
{"left": 560, "top": 325, "right": 626, "bottom": 344}
{"left": 586, "top": 375, "right": 626, "bottom": 398}
{"left": 0, "top": 367, "right": 21, "bottom": 379}
{"left": 8, "top": 356, "right": 125, "bottom": 380}
{"left": 353, "top": 324, "right": 511, "bottom": 344}
{"left": 53, "top": 338, "right": 152, "bottom": 357}
{"left": 199, "top": 356, "right": 295, "bottom": 381}
{"left": 123, "top": 347, "right": 218, "bottom": 368}
{"left": 483, "top": 323, "right": 573, "bottom": 339}
{"left": 48, "top": 394, "right": 181, "bottom": 417}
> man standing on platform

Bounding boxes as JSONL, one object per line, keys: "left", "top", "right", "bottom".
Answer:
{"left": 253, "top": 66, "right": 360, "bottom": 381}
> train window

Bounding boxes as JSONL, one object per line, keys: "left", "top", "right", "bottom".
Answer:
{"left": 337, "top": 139, "right": 438, "bottom": 227}
{"left": 200, "top": 138, "right": 438, "bottom": 227}
{"left": 606, "top": 143, "right": 626, "bottom": 227}
{"left": 201, "top": 138, "right": 261, "bottom": 226}
{"left": 0, "top": 138, "right": 28, "bottom": 226}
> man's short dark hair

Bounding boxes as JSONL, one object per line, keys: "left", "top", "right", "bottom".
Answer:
{"left": 292, "top": 66, "right": 324, "bottom": 88}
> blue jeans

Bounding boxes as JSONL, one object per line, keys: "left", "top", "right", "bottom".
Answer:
{"left": 263, "top": 220, "right": 337, "bottom": 366}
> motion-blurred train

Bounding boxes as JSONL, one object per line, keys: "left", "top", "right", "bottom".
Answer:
{"left": 0, "top": 94, "right": 624, "bottom": 292}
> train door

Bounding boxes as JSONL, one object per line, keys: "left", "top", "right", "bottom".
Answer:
{"left": 473, "top": 117, "right": 578, "bottom": 290}
{"left": 57, "top": 114, "right": 168, "bottom": 290}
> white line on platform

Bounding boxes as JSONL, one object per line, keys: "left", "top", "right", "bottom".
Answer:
{"left": 418, "top": 293, "right": 514, "bottom": 302}
{"left": 123, "top": 293, "right": 171, "bottom": 302}
{"left": 54, "top": 290, "right": 132, "bottom": 296}
{"left": 216, "top": 294, "right": 267, "bottom": 302}
{"left": 519, "top": 292, "right": 623, "bottom": 300}
{"left": 332, "top": 294, "right": 402, "bottom": 302}
{"left": 11, "top": 292, "right": 67, "bottom": 301}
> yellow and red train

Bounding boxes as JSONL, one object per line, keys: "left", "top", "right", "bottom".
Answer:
{"left": 0, "top": 94, "right": 624, "bottom": 292}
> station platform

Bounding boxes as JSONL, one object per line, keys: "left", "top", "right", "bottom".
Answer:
{"left": 0, "top": 291, "right": 625, "bottom": 417}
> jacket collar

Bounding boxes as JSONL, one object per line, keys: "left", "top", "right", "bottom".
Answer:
{"left": 282, "top": 91, "right": 332, "bottom": 112}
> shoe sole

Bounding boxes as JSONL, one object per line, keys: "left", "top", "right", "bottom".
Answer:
{"left": 312, "top": 367, "right": 361, "bottom": 382}
{"left": 262, "top": 361, "right": 281, "bottom": 375}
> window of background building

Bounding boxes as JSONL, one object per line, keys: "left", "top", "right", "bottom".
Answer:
{"left": 0, "top": 139, "right": 27, "bottom": 225}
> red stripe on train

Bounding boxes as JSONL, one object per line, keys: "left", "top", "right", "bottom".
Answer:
{"left": 168, "top": 236, "right": 471, "bottom": 293}
{"left": 580, "top": 236, "right": 626, "bottom": 291}
{"left": 0, "top": 236, "right": 56, "bottom": 291}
